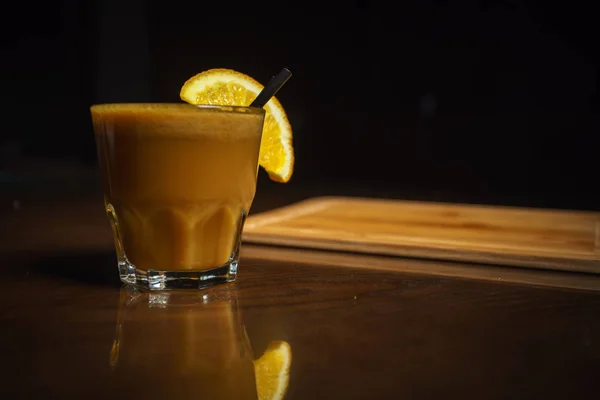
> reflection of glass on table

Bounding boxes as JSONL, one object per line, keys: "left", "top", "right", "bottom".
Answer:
{"left": 110, "top": 285, "right": 258, "bottom": 399}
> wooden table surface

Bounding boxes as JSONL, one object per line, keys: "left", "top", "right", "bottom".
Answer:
{"left": 1, "top": 177, "right": 600, "bottom": 399}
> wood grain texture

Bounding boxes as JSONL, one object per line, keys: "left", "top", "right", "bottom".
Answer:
{"left": 242, "top": 245, "right": 600, "bottom": 292}
{"left": 243, "top": 196, "right": 600, "bottom": 274}
{"left": 1, "top": 249, "right": 600, "bottom": 400}
{"left": 2, "top": 186, "right": 600, "bottom": 399}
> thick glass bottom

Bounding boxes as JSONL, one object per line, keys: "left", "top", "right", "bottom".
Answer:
{"left": 118, "top": 258, "right": 238, "bottom": 291}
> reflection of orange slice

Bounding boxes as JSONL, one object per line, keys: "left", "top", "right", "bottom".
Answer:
{"left": 180, "top": 68, "right": 294, "bottom": 183}
{"left": 254, "top": 340, "right": 292, "bottom": 400}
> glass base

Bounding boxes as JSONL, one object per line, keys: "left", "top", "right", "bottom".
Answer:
{"left": 118, "top": 259, "right": 238, "bottom": 291}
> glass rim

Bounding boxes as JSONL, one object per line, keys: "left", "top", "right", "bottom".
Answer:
{"left": 90, "top": 102, "right": 265, "bottom": 115}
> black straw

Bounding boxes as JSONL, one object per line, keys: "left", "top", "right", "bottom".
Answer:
{"left": 250, "top": 67, "right": 292, "bottom": 108}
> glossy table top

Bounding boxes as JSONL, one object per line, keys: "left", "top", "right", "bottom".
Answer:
{"left": 1, "top": 180, "right": 600, "bottom": 399}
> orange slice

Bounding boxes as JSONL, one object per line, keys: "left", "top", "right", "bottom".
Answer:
{"left": 180, "top": 68, "right": 294, "bottom": 183}
{"left": 254, "top": 340, "right": 292, "bottom": 400}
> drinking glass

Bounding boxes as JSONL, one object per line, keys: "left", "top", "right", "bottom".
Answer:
{"left": 91, "top": 103, "right": 265, "bottom": 290}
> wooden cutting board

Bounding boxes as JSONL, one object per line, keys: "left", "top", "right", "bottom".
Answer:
{"left": 243, "top": 196, "right": 600, "bottom": 274}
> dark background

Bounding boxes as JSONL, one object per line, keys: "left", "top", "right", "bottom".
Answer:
{"left": 1, "top": 0, "right": 598, "bottom": 210}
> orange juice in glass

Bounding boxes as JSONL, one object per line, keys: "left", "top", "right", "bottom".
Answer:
{"left": 91, "top": 103, "right": 265, "bottom": 290}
